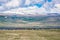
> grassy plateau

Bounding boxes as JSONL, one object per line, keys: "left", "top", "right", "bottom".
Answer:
{"left": 0, "top": 29, "right": 60, "bottom": 40}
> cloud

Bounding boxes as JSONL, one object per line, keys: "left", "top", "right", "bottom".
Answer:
{"left": 0, "top": 0, "right": 60, "bottom": 14}
{"left": 5, "top": 0, "right": 20, "bottom": 8}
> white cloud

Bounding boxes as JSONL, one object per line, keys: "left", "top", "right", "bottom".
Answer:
{"left": 0, "top": 0, "right": 60, "bottom": 14}
{"left": 24, "top": 0, "right": 31, "bottom": 5}
{"left": 4, "top": 0, "right": 20, "bottom": 8}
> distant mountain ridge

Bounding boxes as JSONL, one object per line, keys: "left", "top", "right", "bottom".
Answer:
{"left": 0, "top": 13, "right": 60, "bottom": 22}
{"left": 0, "top": 13, "right": 60, "bottom": 29}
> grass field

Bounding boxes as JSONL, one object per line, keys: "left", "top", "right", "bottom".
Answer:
{"left": 0, "top": 29, "right": 60, "bottom": 40}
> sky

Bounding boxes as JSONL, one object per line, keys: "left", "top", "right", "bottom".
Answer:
{"left": 0, "top": 0, "right": 60, "bottom": 14}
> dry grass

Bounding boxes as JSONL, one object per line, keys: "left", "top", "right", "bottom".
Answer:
{"left": 0, "top": 29, "right": 60, "bottom": 40}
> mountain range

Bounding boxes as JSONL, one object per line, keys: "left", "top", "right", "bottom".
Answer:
{"left": 0, "top": 13, "right": 60, "bottom": 29}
